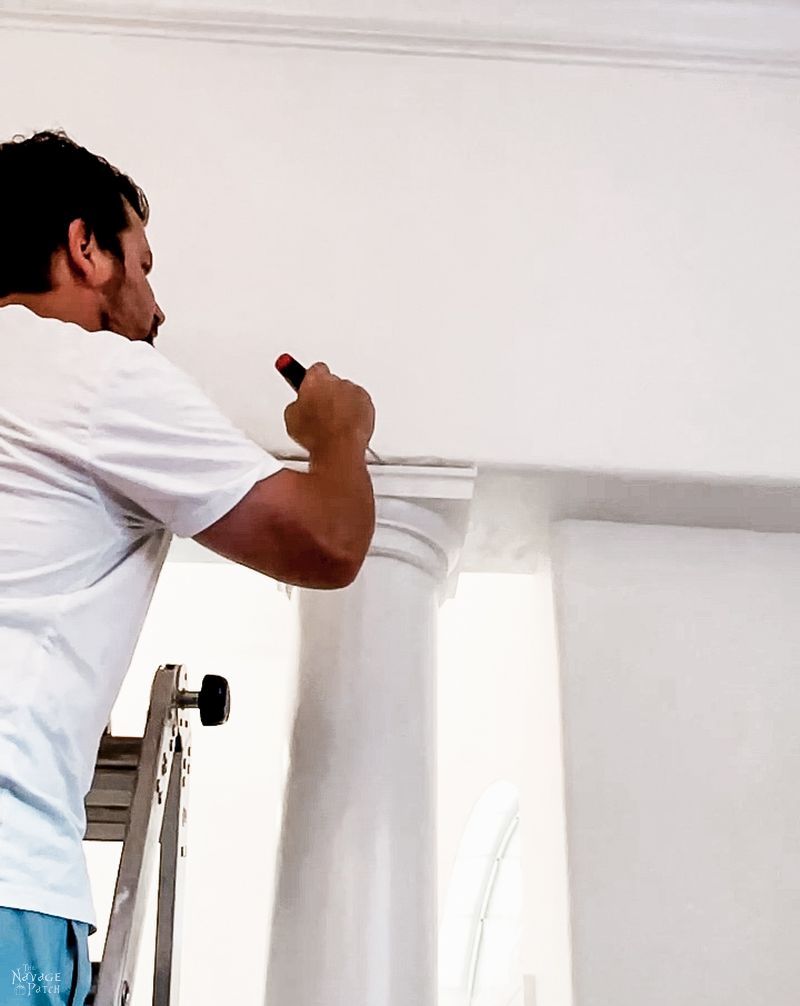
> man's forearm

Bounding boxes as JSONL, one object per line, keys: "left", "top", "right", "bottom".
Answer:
{"left": 306, "top": 438, "right": 376, "bottom": 571}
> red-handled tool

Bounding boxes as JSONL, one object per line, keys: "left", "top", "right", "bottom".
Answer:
{"left": 275, "top": 354, "right": 384, "bottom": 464}
{"left": 274, "top": 353, "right": 307, "bottom": 392}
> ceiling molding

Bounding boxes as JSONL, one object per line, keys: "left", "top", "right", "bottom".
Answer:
{"left": 1, "top": 0, "right": 800, "bottom": 76}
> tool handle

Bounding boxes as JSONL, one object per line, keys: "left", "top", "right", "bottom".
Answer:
{"left": 275, "top": 353, "right": 384, "bottom": 464}
{"left": 275, "top": 353, "right": 307, "bottom": 391}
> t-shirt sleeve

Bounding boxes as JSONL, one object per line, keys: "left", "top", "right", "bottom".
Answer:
{"left": 86, "top": 341, "right": 284, "bottom": 538}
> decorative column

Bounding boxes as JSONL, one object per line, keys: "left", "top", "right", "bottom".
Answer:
{"left": 264, "top": 463, "right": 476, "bottom": 1006}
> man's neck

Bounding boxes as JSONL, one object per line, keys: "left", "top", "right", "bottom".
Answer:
{"left": 0, "top": 293, "right": 93, "bottom": 330}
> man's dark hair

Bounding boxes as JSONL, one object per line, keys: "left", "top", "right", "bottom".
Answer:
{"left": 0, "top": 128, "right": 149, "bottom": 298}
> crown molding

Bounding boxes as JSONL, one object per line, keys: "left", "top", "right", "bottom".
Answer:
{"left": 1, "top": 0, "right": 800, "bottom": 76}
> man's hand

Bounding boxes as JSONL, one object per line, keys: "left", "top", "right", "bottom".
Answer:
{"left": 284, "top": 362, "right": 375, "bottom": 456}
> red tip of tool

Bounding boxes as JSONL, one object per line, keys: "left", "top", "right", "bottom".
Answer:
{"left": 275, "top": 353, "right": 293, "bottom": 372}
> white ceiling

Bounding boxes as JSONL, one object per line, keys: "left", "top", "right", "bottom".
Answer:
{"left": 1, "top": 0, "right": 799, "bottom": 74}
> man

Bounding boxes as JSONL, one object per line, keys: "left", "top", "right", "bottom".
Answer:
{"left": 0, "top": 129, "right": 375, "bottom": 1004}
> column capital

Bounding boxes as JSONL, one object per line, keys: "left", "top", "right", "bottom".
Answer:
{"left": 371, "top": 464, "right": 477, "bottom": 601}
{"left": 278, "top": 461, "right": 477, "bottom": 602}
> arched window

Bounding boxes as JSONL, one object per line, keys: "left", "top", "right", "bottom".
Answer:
{"left": 440, "top": 781, "right": 523, "bottom": 1006}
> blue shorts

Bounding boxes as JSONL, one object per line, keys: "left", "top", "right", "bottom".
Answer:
{"left": 0, "top": 907, "right": 91, "bottom": 1005}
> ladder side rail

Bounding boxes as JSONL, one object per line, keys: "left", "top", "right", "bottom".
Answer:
{"left": 93, "top": 666, "right": 181, "bottom": 1006}
{"left": 153, "top": 725, "right": 191, "bottom": 1005}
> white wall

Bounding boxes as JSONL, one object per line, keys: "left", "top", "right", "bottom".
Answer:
{"left": 1, "top": 23, "right": 799, "bottom": 481}
{"left": 551, "top": 519, "right": 800, "bottom": 1005}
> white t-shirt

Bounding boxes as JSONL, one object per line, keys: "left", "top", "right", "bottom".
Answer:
{"left": 0, "top": 304, "right": 284, "bottom": 932}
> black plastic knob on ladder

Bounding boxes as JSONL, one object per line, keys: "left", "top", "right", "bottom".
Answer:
{"left": 176, "top": 673, "right": 230, "bottom": 726}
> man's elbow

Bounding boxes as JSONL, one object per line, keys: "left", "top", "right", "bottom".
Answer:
{"left": 328, "top": 548, "right": 368, "bottom": 589}
{"left": 304, "top": 544, "right": 367, "bottom": 590}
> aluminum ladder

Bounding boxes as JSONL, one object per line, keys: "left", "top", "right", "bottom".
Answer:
{"left": 82, "top": 663, "right": 230, "bottom": 1006}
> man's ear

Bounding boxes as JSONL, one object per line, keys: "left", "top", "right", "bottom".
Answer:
{"left": 66, "top": 218, "right": 115, "bottom": 287}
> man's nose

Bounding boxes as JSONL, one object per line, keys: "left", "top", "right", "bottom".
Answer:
{"left": 155, "top": 303, "right": 166, "bottom": 328}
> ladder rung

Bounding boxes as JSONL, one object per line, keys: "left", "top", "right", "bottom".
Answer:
{"left": 84, "top": 820, "right": 127, "bottom": 842}
{"left": 95, "top": 735, "right": 143, "bottom": 769}
{"left": 84, "top": 805, "right": 129, "bottom": 842}
{"left": 85, "top": 767, "right": 137, "bottom": 808}
{"left": 84, "top": 737, "right": 141, "bottom": 842}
